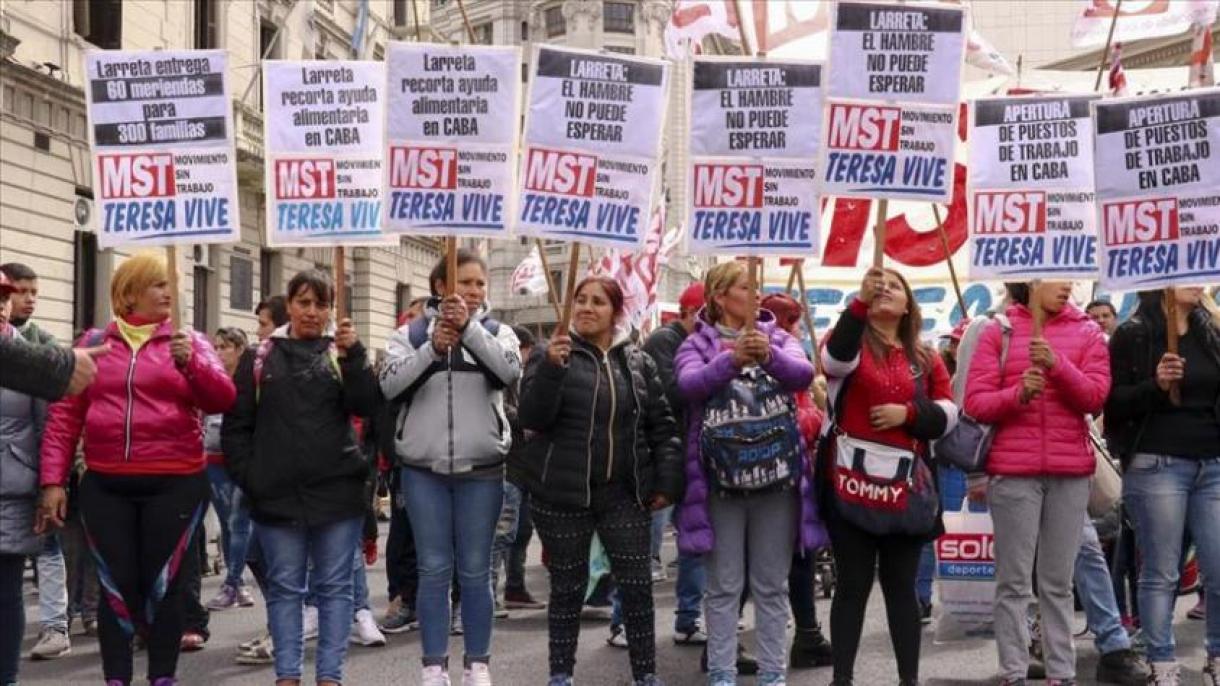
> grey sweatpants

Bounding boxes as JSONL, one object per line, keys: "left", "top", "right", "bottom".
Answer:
{"left": 705, "top": 490, "right": 797, "bottom": 676}
{"left": 989, "top": 475, "right": 1090, "bottom": 681}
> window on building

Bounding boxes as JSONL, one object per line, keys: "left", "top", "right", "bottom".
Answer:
{"left": 260, "top": 249, "right": 277, "bottom": 302}
{"left": 194, "top": 0, "right": 218, "bottom": 49}
{"left": 230, "top": 256, "right": 254, "bottom": 312}
{"left": 74, "top": 0, "right": 122, "bottom": 49}
{"left": 521, "top": 62, "right": 528, "bottom": 82}
{"left": 73, "top": 229, "right": 98, "bottom": 333}
{"left": 394, "top": 0, "right": 409, "bottom": 26}
{"left": 192, "top": 264, "right": 210, "bottom": 332}
{"left": 395, "top": 284, "right": 413, "bottom": 321}
{"left": 604, "top": 2, "right": 635, "bottom": 34}
{"left": 545, "top": 6, "right": 565, "bottom": 38}
{"left": 520, "top": 20, "right": 529, "bottom": 41}
{"left": 258, "top": 21, "right": 279, "bottom": 110}
{"left": 605, "top": 45, "right": 635, "bottom": 55}
{"left": 315, "top": 35, "right": 329, "bottom": 60}
{"left": 473, "top": 23, "right": 493, "bottom": 44}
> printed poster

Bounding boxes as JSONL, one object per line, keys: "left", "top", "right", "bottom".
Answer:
{"left": 517, "top": 46, "right": 669, "bottom": 249}
{"left": 385, "top": 43, "right": 521, "bottom": 238}
{"left": 687, "top": 57, "right": 823, "bottom": 255}
{"left": 1092, "top": 89, "right": 1220, "bottom": 290}
{"left": 968, "top": 94, "right": 1101, "bottom": 280}
{"left": 822, "top": 1, "right": 966, "bottom": 203}
{"left": 84, "top": 49, "right": 240, "bottom": 248}
{"left": 263, "top": 60, "right": 387, "bottom": 247}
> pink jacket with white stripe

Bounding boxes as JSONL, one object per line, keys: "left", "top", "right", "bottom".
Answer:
{"left": 964, "top": 303, "right": 1110, "bottom": 478}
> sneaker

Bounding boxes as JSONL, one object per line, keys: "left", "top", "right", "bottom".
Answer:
{"left": 1204, "top": 657, "right": 1220, "bottom": 686}
{"left": 1188, "top": 596, "right": 1206, "bottom": 620}
{"left": 238, "top": 632, "right": 268, "bottom": 654}
{"left": 380, "top": 605, "right": 418, "bottom": 634}
{"left": 83, "top": 618, "right": 98, "bottom": 636}
{"left": 790, "top": 627, "right": 834, "bottom": 669}
{"left": 547, "top": 676, "right": 573, "bottom": 686}
{"left": 493, "top": 599, "right": 509, "bottom": 619}
{"left": 607, "top": 624, "right": 629, "bottom": 649}
{"left": 1095, "top": 648, "right": 1148, "bottom": 686}
{"left": 758, "top": 673, "right": 786, "bottom": 686}
{"left": 503, "top": 589, "right": 546, "bottom": 610}
{"left": 635, "top": 675, "right": 665, "bottom": 686}
{"left": 29, "top": 628, "right": 71, "bottom": 659}
{"left": 708, "top": 670, "right": 735, "bottom": 686}
{"left": 235, "top": 585, "right": 255, "bottom": 607}
{"left": 351, "top": 608, "right": 387, "bottom": 647}
{"left": 205, "top": 584, "right": 240, "bottom": 611}
{"left": 179, "top": 630, "right": 206, "bottom": 652}
{"left": 651, "top": 557, "right": 667, "bottom": 582}
{"left": 421, "top": 665, "right": 451, "bottom": 686}
{"left": 234, "top": 634, "right": 274, "bottom": 665}
{"left": 1046, "top": 680, "right": 1076, "bottom": 686}
{"left": 450, "top": 603, "right": 464, "bottom": 635}
{"left": 302, "top": 605, "right": 319, "bottom": 641}
{"left": 674, "top": 622, "right": 709, "bottom": 645}
{"left": 1146, "top": 662, "right": 1180, "bottom": 686}
{"left": 463, "top": 662, "right": 492, "bottom": 686}
{"left": 383, "top": 595, "right": 403, "bottom": 623}
{"left": 700, "top": 644, "right": 758, "bottom": 676}
{"left": 919, "top": 600, "right": 933, "bottom": 625}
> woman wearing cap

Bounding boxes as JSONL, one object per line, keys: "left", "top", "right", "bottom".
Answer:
{"left": 38, "top": 253, "right": 236, "bottom": 686}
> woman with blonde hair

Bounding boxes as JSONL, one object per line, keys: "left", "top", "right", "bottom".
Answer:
{"left": 38, "top": 253, "right": 236, "bottom": 686}
{"left": 675, "top": 261, "right": 827, "bottom": 686}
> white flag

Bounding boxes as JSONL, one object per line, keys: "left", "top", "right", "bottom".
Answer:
{"left": 1072, "top": 0, "right": 1219, "bottom": 49}
{"left": 665, "top": 0, "right": 742, "bottom": 59}
{"left": 510, "top": 245, "right": 549, "bottom": 296}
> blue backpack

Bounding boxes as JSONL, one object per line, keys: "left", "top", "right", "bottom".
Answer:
{"left": 700, "top": 365, "right": 802, "bottom": 493}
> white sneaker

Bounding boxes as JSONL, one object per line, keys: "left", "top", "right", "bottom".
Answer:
{"left": 1204, "top": 656, "right": 1220, "bottom": 686}
{"left": 463, "top": 662, "right": 493, "bottom": 686}
{"left": 350, "top": 609, "right": 387, "bottom": 647}
{"left": 421, "top": 665, "right": 452, "bottom": 686}
{"left": 1147, "top": 661, "right": 1181, "bottom": 686}
{"left": 29, "top": 628, "right": 71, "bottom": 659}
{"left": 302, "top": 605, "right": 319, "bottom": 641}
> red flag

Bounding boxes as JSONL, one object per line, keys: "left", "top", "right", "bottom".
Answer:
{"left": 1189, "top": 22, "right": 1216, "bottom": 88}
{"left": 1109, "top": 42, "right": 1129, "bottom": 96}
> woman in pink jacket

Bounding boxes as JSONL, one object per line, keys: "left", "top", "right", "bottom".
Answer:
{"left": 964, "top": 281, "right": 1110, "bottom": 686}
{"left": 37, "top": 253, "right": 236, "bottom": 686}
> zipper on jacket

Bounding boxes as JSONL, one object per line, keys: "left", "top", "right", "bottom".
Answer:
{"left": 541, "top": 441, "right": 555, "bottom": 485}
{"left": 447, "top": 349, "right": 455, "bottom": 474}
{"left": 630, "top": 355, "right": 644, "bottom": 507}
{"left": 122, "top": 347, "right": 139, "bottom": 461}
{"left": 584, "top": 350, "right": 600, "bottom": 508}
{"left": 603, "top": 351, "right": 617, "bottom": 483}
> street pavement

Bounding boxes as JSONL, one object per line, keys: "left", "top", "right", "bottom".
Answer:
{"left": 17, "top": 526, "right": 1209, "bottom": 685}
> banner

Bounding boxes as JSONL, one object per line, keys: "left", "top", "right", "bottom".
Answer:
{"left": 822, "top": 2, "right": 966, "bottom": 202}
{"left": 1071, "top": 0, "right": 1219, "bottom": 49}
{"left": 384, "top": 43, "right": 521, "bottom": 238}
{"left": 263, "top": 60, "right": 387, "bottom": 247}
{"left": 516, "top": 46, "right": 669, "bottom": 249}
{"left": 1092, "top": 89, "right": 1220, "bottom": 290}
{"left": 84, "top": 49, "right": 239, "bottom": 248}
{"left": 510, "top": 243, "right": 549, "bottom": 296}
{"left": 687, "top": 57, "right": 823, "bottom": 255}
{"left": 968, "top": 94, "right": 1101, "bottom": 280}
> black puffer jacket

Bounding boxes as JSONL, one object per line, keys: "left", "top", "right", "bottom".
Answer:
{"left": 514, "top": 331, "right": 683, "bottom": 509}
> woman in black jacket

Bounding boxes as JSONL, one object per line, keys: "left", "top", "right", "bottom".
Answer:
{"left": 222, "top": 270, "right": 380, "bottom": 686}
{"left": 1104, "top": 288, "right": 1220, "bottom": 684}
{"left": 516, "top": 276, "right": 682, "bottom": 686}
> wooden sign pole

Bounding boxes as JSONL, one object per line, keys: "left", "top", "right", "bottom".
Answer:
{"left": 166, "top": 246, "right": 182, "bottom": 329}
{"left": 333, "top": 246, "right": 347, "bottom": 320}
{"left": 1093, "top": 0, "right": 1125, "bottom": 91}
{"left": 931, "top": 204, "right": 967, "bottom": 319}
{"left": 873, "top": 199, "right": 889, "bottom": 268}
{"left": 557, "top": 243, "right": 583, "bottom": 334}
{"left": 534, "top": 239, "right": 563, "bottom": 322}
{"left": 1166, "top": 289, "right": 1181, "bottom": 405}
{"left": 795, "top": 262, "right": 823, "bottom": 376}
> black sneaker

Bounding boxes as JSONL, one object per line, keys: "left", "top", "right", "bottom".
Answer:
{"left": 699, "top": 643, "right": 759, "bottom": 676}
{"left": 1095, "top": 649, "right": 1148, "bottom": 686}
{"left": 790, "top": 627, "right": 834, "bottom": 669}
{"left": 919, "top": 601, "right": 933, "bottom": 625}
{"left": 380, "top": 606, "right": 417, "bottom": 635}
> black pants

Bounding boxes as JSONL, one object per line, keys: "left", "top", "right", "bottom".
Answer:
{"left": 0, "top": 554, "right": 24, "bottom": 684}
{"left": 181, "top": 525, "right": 210, "bottom": 637}
{"left": 789, "top": 549, "right": 820, "bottom": 631}
{"left": 385, "top": 469, "right": 418, "bottom": 606}
{"left": 80, "top": 471, "right": 209, "bottom": 682}
{"left": 828, "top": 518, "right": 925, "bottom": 682}
{"left": 532, "top": 484, "right": 655, "bottom": 680}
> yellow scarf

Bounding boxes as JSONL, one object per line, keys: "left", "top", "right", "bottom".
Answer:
{"left": 115, "top": 318, "right": 158, "bottom": 352}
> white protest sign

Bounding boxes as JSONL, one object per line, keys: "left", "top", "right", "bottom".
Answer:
{"left": 517, "top": 46, "right": 669, "bottom": 249}
{"left": 263, "top": 60, "right": 387, "bottom": 247}
{"left": 1092, "top": 89, "right": 1220, "bottom": 290}
{"left": 968, "top": 94, "right": 1101, "bottom": 281}
{"left": 84, "top": 49, "right": 240, "bottom": 248}
{"left": 385, "top": 43, "right": 521, "bottom": 238}
{"left": 822, "top": 2, "right": 965, "bottom": 203}
{"left": 687, "top": 57, "right": 823, "bottom": 255}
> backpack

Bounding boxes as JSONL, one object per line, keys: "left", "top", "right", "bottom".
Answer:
{"left": 933, "top": 313, "right": 1012, "bottom": 473}
{"left": 699, "top": 364, "right": 802, "bottom": 493}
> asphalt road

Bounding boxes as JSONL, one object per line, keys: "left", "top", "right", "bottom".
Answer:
{"left": 16, "top": 526, "right": 1209, "bottom": 685}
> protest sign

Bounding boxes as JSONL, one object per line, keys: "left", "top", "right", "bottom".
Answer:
{"left": 821, "top": 2, "right": 965, "bottom": 203}
{"left": 84, "top": 49, "right": 239, "bottom": 248}
{"left": 687, "top": 57, "right": 823, "bottom": 255}
{"left": 263, "top": 60, "right": 387, "bottom": 247}
{"left": 968, "top": 94, "right": 1101, "bottom": 280}
{"left": 1092, "top": 88, "right": 1220, "bottom": 290}
{"left": 516, "top": 46, "right": 669, "bottom": 250}
{"left": 385, "top": 43, "right": 521, "bottom": 238}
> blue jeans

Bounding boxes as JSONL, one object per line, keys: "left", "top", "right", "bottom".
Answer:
{"left": 491, "top": 481, "right": 523, "bottom": 596}
{"left": 650, "top": 506, "right": 671, "bottom": 561}
{"left": 402, "top": 468, "right": 503, "bottom": 665}
{"left": 675, "top": 550, "right": 706, "bottom": 630}
{"left": 37, "top": 533, "right": 69, "bottom": 632}
{"left": 353, "top": 546, "right": 370, "bottom": 614}
{"left": 206, "top": 464, "right": 253, "bottom": 589}
{"left": 257, "top": 516, "right": 362, "bottom": 682}
{"left": 1074, "top": 521, "right": 1130, "bottom": 655}
{"left": 1123, "top": 453, "right": 1220, "bottom": 662}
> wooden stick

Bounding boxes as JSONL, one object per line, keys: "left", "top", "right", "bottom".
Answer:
{"left": 557, "top": 243, "right": 582, "bottom": 334}
{"left": 534, "top": 239, "right": 563, "bottom": 322}
{"left": 444, "top": 236, "right": 458, "bottom": 295}
{"left": 785, "top": 260, "right": 799, "bottom": 293}
{"left": 1165, "top": 288, "right": 1181, "bottom": 406}
{"left": 1032, "top": 289, "right": 1045, "bottom": 338}
{"left": 333, "top": 246, "right": 347, "bottom": 320}
{"left": 745, "top": 256, "right": 758, "bottom": 330}
{"left": 410, "top": 0, "right": 423, "bottom": 41}
{"left": 166, "top": 246, "right": 181, "bottom": 329}
{"left": 456, "top": 0, "right": 478, "bottom": 43}
{"left": 795, "top": 262, "right": 823, "bottom": 376}
{"left": 1093, "top": 0, "right": 1124, "bottom": 91}
{"left": 873, "top": 199, "right": 888, "bottom": 268}
{"left": 731, "top": 0, "right": 751, "bottom": 54}
{"left": 931, "top": 204, "right": 967, "bottom": 319}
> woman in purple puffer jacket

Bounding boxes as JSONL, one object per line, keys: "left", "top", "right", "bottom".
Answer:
{"left": 674, "top": 261, "right": 828, "bottom": 686}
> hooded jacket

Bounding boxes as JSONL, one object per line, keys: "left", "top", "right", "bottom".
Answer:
{"left": 673, "top": 310, "right": 828, "bottom": 556}
{"left": 965, "top": 303, "right": 1110, "bottom": 477}
{"left": 41, "top": 320, "right": 236, "bottom": 486}
{"left": 379, "top": 299, "right": 521, "bottom": 475}
{"left": 222, "top": 324, "right": 380, "bottom": 526}
{"left": 0, "top": 331, "right": 47, "bottom": 555}
{"left": 514, "top": 329, "right": 683, "bottom": 508}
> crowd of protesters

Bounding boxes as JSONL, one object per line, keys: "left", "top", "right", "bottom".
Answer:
{"left": 0, "top": 251, "right": 1216, "bottom": 686}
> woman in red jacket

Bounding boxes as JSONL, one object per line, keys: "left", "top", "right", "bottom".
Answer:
{"left": 37, "top": 253, "right": 236, "bottom": 686}
{"left": 964, "top": 281, "right": 1110, "bottom": 686}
